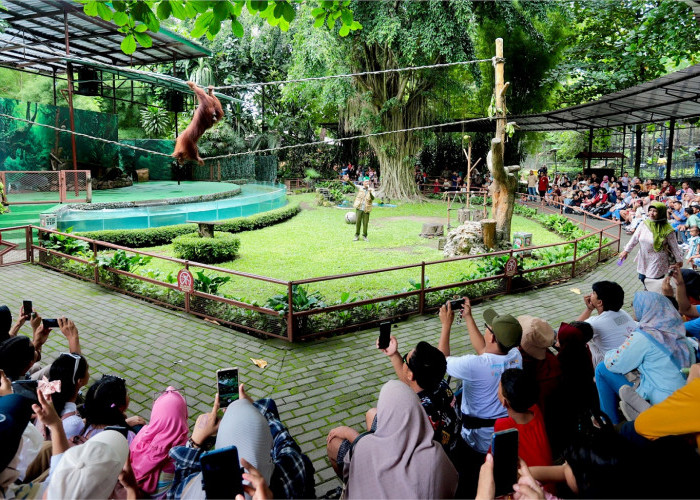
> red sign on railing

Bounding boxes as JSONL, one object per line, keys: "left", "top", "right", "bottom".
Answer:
{"left": 177, "top": 269, "right": 194, "bottom": 293}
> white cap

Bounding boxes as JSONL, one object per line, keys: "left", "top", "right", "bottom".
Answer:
{"left": 46, "top": 430, "right": 129, "bottom": 499}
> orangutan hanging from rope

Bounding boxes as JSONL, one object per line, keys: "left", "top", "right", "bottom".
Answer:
{"left": 172, "top": 81, "right": 224, "bottom": 166}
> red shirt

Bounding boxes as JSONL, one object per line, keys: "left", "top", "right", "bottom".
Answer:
{"left": 494, "top": 405, "right": 553, "bottom": 467}
{"left": 538, "top": 176, "right": 549, "bottom": 191}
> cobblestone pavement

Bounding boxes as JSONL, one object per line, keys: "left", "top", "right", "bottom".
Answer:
{"left": 0, "top": 214, "right": 641, "bottom": 494}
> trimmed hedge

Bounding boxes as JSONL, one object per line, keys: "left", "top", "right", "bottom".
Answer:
{"left": 173, "top": 232, "right": 240, "bottom": 264}
{"left": 77, "top": 202, "right": 301, "bottom": 248}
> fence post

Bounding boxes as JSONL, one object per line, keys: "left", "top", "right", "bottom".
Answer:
{"left": 419, "top": 262, "right": 425, "bottom": 314}
{"left": 73, "top": 170, "right": 79, "bottom": 197}
{"left": 506, "top": 248, "right": 514, "bottom": 293}
{"left": 93, "top": 241, "right": 99, "bottom": 283}
{"left": 617, "top": 223, "right": 622, "bottom": 253}
{"left": 597, "top": 231, "right": 603, "bottom": 262}
{"left": 184, "top": 261, "right": 191, "bottom": 314}
{"left": 287, "top": 282, "right": 295, "bottom": 342}
{"left": 217, "top": 161, "right": 221, "bottom": 182}
{"left": 209, "top": 163, "right": 214, "bottom": 182}
{"left": 571, "top": 239, "right": 578, "bottom": 277}
{"left": 25, "top": 226, "right": 33, "bottom": 263}
{"left": 86, "top": 171, "right": 92, "bottom": 203}
{"left": 58, "top": 171, "right": 66, "bottom": 203}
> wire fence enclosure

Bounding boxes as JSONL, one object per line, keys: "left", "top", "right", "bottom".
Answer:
{"left": 0, "top": 170, "right": 91, "bottom": 204}
{"left": 4, "top": 202, "right": 619, "bottom": 342}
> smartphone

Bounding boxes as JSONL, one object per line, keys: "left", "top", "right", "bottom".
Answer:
{"left": 11, "top": 380, "right": 39, "bottom": 404}
{"left": 449, "top": 298, "right": 465, "bottom": 310}
{"left": 22, "top": 300, "right": 32, "bottom": 317}
{"left": 200, "top": 445, "right": 244, "bottom": 499}
{"left": 492, "top": 428, "right": 519, "bottom": 497}
{"left": 216, "top": 367, "right": 239, "bottom": 408}
{"left": 378, "top": 321, "right": 391, "bottom": 349}
{"left": 42, "top": 318, "right": 59, "bottom": 328}
{"left": 105, "top": 425, "right": 129, "bottom": 439}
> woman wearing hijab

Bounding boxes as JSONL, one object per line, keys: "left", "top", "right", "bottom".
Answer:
{"left": 547, "top": 322, "right": 599, "bottom": 459}
{"left": 130, "top": 387, "right": 188, "bottom": 498}
{"left": 594, "top": 291, "right": 696, "bottom": 424}
{"left": 619, "top": 201, "right": 684, "bottom": 284}
{"left": 342, "top": 380, "right": 458, "bottom": 499}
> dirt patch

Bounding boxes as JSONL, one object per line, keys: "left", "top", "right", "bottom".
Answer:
{"left": 299, "top": 202, "right": 316, "bottom": 210}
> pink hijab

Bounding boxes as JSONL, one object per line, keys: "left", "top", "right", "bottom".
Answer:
{"left": 129, "top": 387, "right": 188, "bottom": 494}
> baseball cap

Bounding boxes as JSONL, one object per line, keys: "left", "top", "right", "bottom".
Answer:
{"left": 517, "top": 315, "right": 555, "bottom": 360}
{"left": 363, "top": 176, "right": 370, "bottom": 181}
{"left": 46, "top": 430, "right": 129, "bottom": 499}
{"left": 483, "top": 308, "right": 522, "bottom": 350}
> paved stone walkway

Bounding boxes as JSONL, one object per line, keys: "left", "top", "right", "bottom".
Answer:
{"left": 0, "top": 213, "right": 641, "bottom": 494}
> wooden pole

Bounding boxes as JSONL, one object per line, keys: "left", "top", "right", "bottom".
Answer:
{"left": 63, "top": 12, "right": 78, "bottom": 171}
{"left": 494, "top": 38, "right": 505, "bottom": 143}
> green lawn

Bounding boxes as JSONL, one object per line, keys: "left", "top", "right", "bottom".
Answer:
{"left": 135, "top": 195, "right": 563, "bottom": 303}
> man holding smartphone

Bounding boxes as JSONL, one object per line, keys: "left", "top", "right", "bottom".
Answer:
{"left": 438, "top": 299, "right": 522, "bottom": 497}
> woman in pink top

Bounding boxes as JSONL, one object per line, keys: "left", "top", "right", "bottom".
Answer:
{"left": 619, "top": 201, "right": 683, "bottom": 284}
{"left": 129, "top": 387, "right": 188, "bottom": 498}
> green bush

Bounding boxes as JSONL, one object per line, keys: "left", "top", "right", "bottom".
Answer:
{"left": 77, "top": 202, "right": 301, "bottom": 248}
{"left": 172, "top": 232, "right": 240, "bottom": 264}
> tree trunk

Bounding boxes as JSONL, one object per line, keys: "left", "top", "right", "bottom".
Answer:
{"left": 488, "top": 138, "right": 519, "bottom": 242}
{"left": 369, "top": 130, "right": 421, "bottom": 200}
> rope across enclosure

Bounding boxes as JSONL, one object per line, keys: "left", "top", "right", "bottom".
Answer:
{"left": 211, "top": 58, "right": 497, "bottom": 90}
{"left": 0, "top": 55, "right": 500, "bottom": 163}
{"left": 8, "top": 201, "right": 620, "bottom": 342}
{"left": 0, "top": 111, "right": 488, "bottom": 162}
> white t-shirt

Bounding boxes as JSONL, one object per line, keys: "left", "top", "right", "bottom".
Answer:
{"left": 586, "top": 309, "right": 637, "bottom": 366}
{"left": 446, "top": 348, "right": 522, "bottom": 453}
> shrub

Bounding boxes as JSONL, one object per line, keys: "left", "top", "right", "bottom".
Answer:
{"left": 172, "top": 232, "right": 240, "bottom": 264}
{"left": 77, "top": 202, "right": 301, "bottom": 248}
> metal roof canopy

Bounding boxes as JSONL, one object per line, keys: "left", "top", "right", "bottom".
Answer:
{"left": 0, "top": 0, "right": 211, "bottom": 75}
{"left": 64, "top": 56, "right": 241, "bottom": 103}
{"left": 439, "top": 63, "right": 700, "bottom": 133}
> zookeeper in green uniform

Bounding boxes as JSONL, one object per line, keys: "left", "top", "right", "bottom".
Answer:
{"left": 353, "top": 176, "right": 375, "bottom": 241}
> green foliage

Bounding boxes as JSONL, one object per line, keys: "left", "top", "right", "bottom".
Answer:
{"left": 43, "top": 228, "right": 91, "bottom": 257}
{"left": 77, "top": 202, "right": 301, "bottom": 248}
{"left": 172, "top": 232, "right": 240, "bottom": 264}
{"left": 96, "top": 249, "right": 152, "bottom": 272}
{"left": 265, "top": 284, "right": 325, "bottom": 314}
{"left": 546, "top": 0, "right": 699, "bottom": 107}
{"left": 78, "top": 0, "right": 361, "bottom": 55}
{"left": 139, "top": 106, "right": 171, "bottom": 138}
{"left": 193, "top": 271, "right": 231, "bottom": 295}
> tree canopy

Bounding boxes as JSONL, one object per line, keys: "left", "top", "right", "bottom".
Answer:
{"left": 76, "top": 0, "right": 361, "bottom": 54}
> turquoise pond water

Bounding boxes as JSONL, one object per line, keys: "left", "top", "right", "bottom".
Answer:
{"left": 57, "top": 183, "right": 287, "bottom": 232}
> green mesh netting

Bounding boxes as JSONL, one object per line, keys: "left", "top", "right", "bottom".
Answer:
{"left": 0, "top": 97, "right": 118, "bottom": 172}
{"left": 198, "top": 155, "right": 255, "bottom": 181}
{"left": 255, "top": 155, "right": 278, "bottom": 182}
{"left": 119, "top": 139, "right": 176, "bottom": 180}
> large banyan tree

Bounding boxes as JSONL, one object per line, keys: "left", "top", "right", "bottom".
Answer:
{"left": 343, "top": 1, "right": 478, "bottom": 201}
